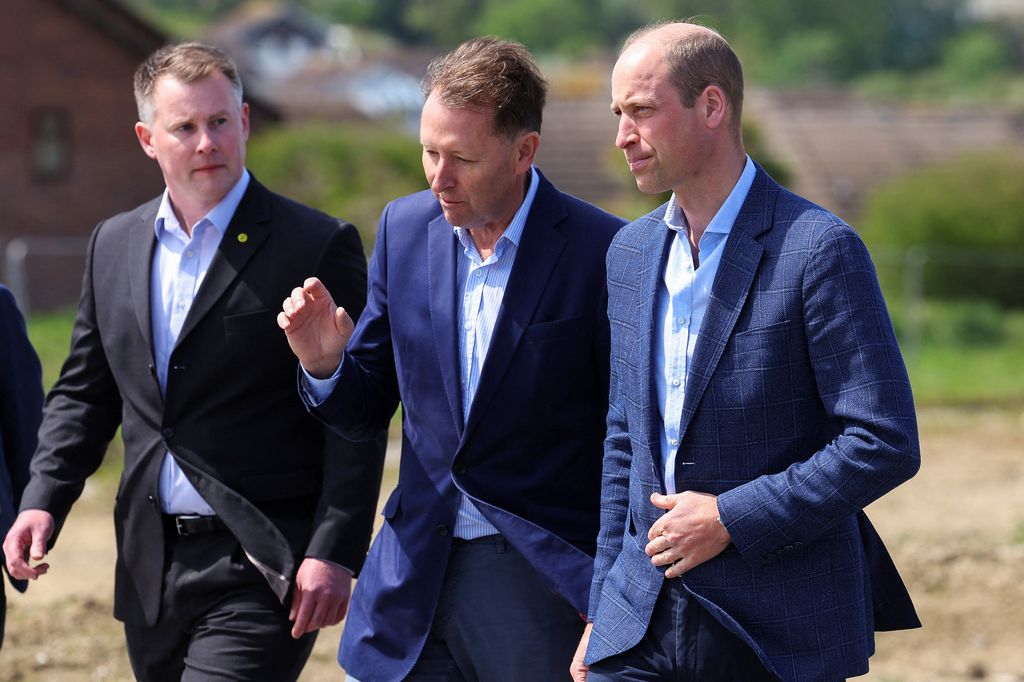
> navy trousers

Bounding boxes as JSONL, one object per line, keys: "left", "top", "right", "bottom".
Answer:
{"left": 587, "top": 578, "right": 775, "bottom": 681}
{"left": 402, "top": 534, "right": 585, "bottom": 682}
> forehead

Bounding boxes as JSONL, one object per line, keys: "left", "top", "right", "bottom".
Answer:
{"left": 419, "top": 94, "right": 502, "bottom": 145}
{"left": 151, "top": 73, "right": 236, "bottom": 113}
{"left": 611, "top": 42, "right": 671, "bottom": 103}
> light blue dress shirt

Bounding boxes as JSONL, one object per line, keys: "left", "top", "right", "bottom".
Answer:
{"left": 656, "top": 156, "right": 755, "bottom": 494}
{"left": 152, "top": 170, "right": 250, "bottom": 514}
{"left": 304, "top": 168, "right": 540, "bottom": 540}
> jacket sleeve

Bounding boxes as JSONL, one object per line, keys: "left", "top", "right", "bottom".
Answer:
{"left": 717, "top": 223, "right": 920, "bottom": 566}
{"left": 18, "top": 225, "right": 124, "bottom": 541}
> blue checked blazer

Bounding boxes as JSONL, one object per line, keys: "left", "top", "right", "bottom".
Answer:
{"left": 586, "top": 165, "right": 920, "bottom": 681}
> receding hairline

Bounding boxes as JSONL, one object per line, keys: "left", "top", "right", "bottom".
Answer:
{"left": 621, "top": 21, "right": 719, "bottom": 57}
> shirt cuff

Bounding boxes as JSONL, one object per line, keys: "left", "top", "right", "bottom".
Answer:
{"left": 300, "top": 358, "right": 343, "bottom": 406}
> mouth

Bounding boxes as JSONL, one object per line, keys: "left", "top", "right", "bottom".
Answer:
{"left": 626, "top": 155, "right": 652, "bottom": 173}
{"left": 193, "top": 164, "right": 224, "bottom": 174}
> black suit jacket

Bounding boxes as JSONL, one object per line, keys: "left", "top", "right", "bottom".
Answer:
{"left": 20, "top": 177, "right": 385, "bottom": 626}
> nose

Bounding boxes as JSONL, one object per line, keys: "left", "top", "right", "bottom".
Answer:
{"left": 615, "top": 115, "right": 638, "bottom": 150}
{"left": 196, "top": 125, "right": 218, "bottom": 154}
{"left": 430, "top": 158, "right": 454, "bottom": 195}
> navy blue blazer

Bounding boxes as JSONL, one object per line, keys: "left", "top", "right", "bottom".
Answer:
{"left": 586, "top": 166, "right": 920, "bottom": 681}
{"left": 0, "top": 285, "right": 43, "bottom": 597}
{"left": 308, "top": 171, "right": 624, "bottom": 681}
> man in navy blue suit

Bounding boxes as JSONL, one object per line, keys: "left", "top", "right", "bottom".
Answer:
{"left": 575, "top": 22, "right": 920, "bottom": 681}
{"left": 0, "top": 284, "right": 44, "bottom": 650}
{"left": 279, "top": 37, "right": 624, "bottom": 681}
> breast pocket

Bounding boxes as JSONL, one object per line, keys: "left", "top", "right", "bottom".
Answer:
{"left": 523, "top": 315, "right": 589, "bottom": 345}
{"left": 223, "top": 310, "right": 277, "bottom": 336}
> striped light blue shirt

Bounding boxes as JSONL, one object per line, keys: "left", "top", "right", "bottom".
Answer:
{"left": 303, "top": 168, "right": 540, "bottom": 539}
{"left": 656, "top": 156, "right": 754, "bottom": 494}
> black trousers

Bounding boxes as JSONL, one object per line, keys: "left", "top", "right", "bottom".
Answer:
{"left": 587, "top": 578, "right": 776, "bottom": 681}
{"left": 123, "top": 523, "right": 315, "bottom": 682}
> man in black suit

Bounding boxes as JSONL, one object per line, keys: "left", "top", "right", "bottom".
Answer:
{"left": 0, "top": 284, "right": 44, "bottom": 651}
{"left": 2, "top": 42, "right": 384, "bottom": 681}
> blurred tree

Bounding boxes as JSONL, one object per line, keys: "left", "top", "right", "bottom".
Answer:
{"left": 860, "top": 152, "right": 1024, "bottom": 307}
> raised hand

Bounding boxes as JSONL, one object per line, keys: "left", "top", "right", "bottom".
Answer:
{"left": 278, "top": 277, "right": 354, "bottom": 379}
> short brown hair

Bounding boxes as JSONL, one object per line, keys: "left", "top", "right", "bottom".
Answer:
{"left": 624, "top": 22, "right": 744, "bottom": 134}
{"left": 134, "top": 42, "right": 243, "bottom": 123}
{"left": 421, "top": 37, "right": 547, "bottom": 139}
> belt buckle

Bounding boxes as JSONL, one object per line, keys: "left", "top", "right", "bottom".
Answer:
{"left": 175, "top": 514, "right": 200, "bottom": 536}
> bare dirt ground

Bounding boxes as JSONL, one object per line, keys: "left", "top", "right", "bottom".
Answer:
{"left": 3, "top": 407, "right": 1023, "bottom": 681}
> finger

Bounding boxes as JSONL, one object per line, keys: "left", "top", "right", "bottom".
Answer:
{"left": 288, "top": 585, "right": 302, "bottom": 622}
{"left": 291, "top": 591, "right": 316, "bottom": 639}
{"left": 277, "top": 310, "right": 290, "bottom": 331}
{"left": 290, "top": 286, "right": 307, "bottom": 311}
{"left": 302, "top": 277, "right": 329, "bottom": 297}
{"left": 664, "top": 556, "right": 689, "bottom": 579}
{"left": 335, "top": 307, "right": 354, "bottom": 337}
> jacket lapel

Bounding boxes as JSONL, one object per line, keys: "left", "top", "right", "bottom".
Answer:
{"left": 678, "top": 167, "right": 774, "bottom": 441}
{"left": 461, "top": 175, "right": 567, "bottom": 443}
{"left": 635, "top": 209, "right": 674, "bottom": 491}
{"left": 128, "top": 200, "right": 159, "bottom": 367}
{"left": 174, "top": 179, "right": 271, "bottom": 347}
{"left": 427, "top": 211, "right": 465, "bottom": 439}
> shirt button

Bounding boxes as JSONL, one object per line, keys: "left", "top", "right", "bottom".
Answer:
{"left": 464, "top": 323, "right": 472, "bottom": 331}
{"left": 185, "top": 250, "right": 194, "bottom": 258}
{"left": 176, "top": 299, "right": 186, "bottom": 309}
{"left": 474, "top": 270, "right": 482, "bottom": 277}
{"left": 671, "top": 378, "right": 681, "bottom": 387}
{"left": 161, "top": 427, "right": 174, "bottom": 439}
{"left": 677, "top": 317, "right": 688, "bottom": 327}
{"left": 670, "top": 438, "right": 679, "bottom": 447}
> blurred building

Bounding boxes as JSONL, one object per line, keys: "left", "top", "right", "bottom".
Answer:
{"left": 204, "top": 1, "right": 426, "bottom": 133}
{"left": 0, "top": 0, "right": 277, "bottom": 313}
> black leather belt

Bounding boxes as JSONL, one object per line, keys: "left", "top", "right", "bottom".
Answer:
{"left": 165, "top": 514, "right": 227, "bottom": 536}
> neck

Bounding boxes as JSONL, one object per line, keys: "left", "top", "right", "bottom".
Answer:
{"left": 673, "top": 147, "right": 746, "bottom": 247}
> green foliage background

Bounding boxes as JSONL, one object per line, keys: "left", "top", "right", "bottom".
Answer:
{"left": 860, "top": 152, "right": 1024, "bottom": 308}
{"left": 246, "top": 123, "right": 426, "bottom": 253}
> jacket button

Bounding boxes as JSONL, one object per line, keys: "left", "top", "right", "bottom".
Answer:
{"left": 784, "top": 545, "right": 794, "bottom": 551}
{"left": 147, "top": 495, "right": 156, "bottom": 505}
{"left": 453, "top": 464, "right": 467, "bottom": 476}
{"left": 161, "top": 427, "right": 174, "bottom": 439}
{"left": 436, "top": 524, "right": 450, "bottom": 537}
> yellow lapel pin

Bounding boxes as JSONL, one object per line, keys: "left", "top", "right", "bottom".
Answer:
{"left": 237, "top": 232, "right": 248, "bottom": 243}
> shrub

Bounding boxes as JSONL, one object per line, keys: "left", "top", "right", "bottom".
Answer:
{"left": 247, "top": 122, "right": 426, "bottom": 253}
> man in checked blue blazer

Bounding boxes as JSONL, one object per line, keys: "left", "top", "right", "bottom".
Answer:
{"left": 573, "top": 22, "right": 921, "bottom": 682}
{"left": 280, "top": 38, "right": 624, "bottom": 681}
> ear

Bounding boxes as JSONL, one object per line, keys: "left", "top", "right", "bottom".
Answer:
{"left": 513, "top": 131, "right": 540, "bottom": 174}
{"left": 702, "top": 85, "right": 728, "bottom": 131}
{"left": 135, "top": 121, "right": 157, "bottom": 160}
{"left": 241, "top": 102, "right": 250, "bottom": 141}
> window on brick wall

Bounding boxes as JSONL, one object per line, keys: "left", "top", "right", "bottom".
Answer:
{"left": 29, "top": 107, "right": 72, "bottom": 181}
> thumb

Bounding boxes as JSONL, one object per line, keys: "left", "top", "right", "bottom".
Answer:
{"left": 30, "top": 527, "right": 49, "bottom": 561}
{"left": 650, "top": 492, "right": 678, "bottom": 510}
